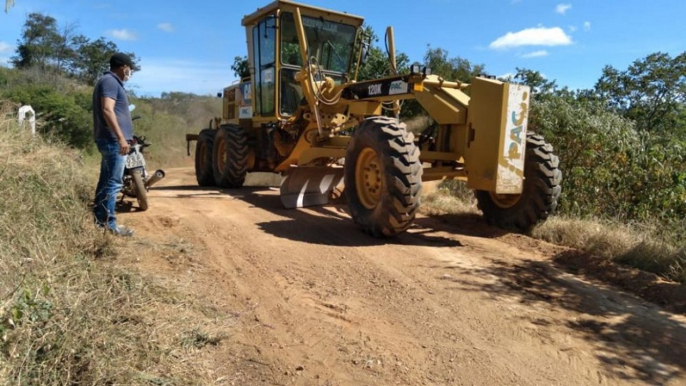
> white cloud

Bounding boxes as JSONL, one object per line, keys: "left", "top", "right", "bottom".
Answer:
{"left": 128, "top": 58, "right": 234, "bottom": 97}
{"left": 584, "top": 21, "right": 591, "bottom": 31}
{"left": 521, "top": 50, "right": 549, "bottom": 58}
{"left": 556, "top": 3, "right": 572, "bottom": 14}
{"left": 489, "top": 27, "right": 573, "bottom": 49}
{"left": 0, "top": 41, "right": 12, "bottom": 53}
{"left": 157, "top": 23, "right": 174, "bottom": 33}
{"left": 568, "top": 25, "right": 577, "bottom": 32}
{"left": 108, "top": 29, "right": 138, "bottom": 41}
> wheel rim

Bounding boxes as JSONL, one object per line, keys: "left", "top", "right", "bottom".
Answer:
{"left": 355, "top": 147, "right": 383, "bottom": 209}
{"left": 216, "top": 137, "right": 227, "bottom": 171}
{"left": 488, "top": 192, "right": 522, "bottom": 209}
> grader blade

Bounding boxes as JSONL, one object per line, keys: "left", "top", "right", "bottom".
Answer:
{"left": 280, "top": 167, "right": 344, "bottom": 208}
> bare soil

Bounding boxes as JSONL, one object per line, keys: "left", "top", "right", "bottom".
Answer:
{"left": 116, "top": 167, "right": 686, "bottom": 385}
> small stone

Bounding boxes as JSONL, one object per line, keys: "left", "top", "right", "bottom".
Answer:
{"left": 296, "top": 365, "right": 304, "bottom": 371}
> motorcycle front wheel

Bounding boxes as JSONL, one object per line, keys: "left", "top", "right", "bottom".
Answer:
{"left": 132, "top": 169, "right": 149, "bottom": 211}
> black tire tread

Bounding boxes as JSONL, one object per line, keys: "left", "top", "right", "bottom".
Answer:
{"left": 476, "top": 132, "right": 562, "bottom": 232}
{"left": 213, "top": 125, "right": 249, "bottom": 188}
{"left": 132, "top": 169, "right": 149, "bottom": 211}
{"left": 345, "top": 116, "right": 423, "bottom": 237}
{"left": 195, "top": 128, "right": 215, "bottom": 186}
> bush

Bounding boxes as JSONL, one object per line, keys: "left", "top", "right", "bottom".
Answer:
{"left": 1, "top": 69, "right": 93, "bottom": 150}
{"left": 530, "top": 96, "right": 686, "bottom": 225}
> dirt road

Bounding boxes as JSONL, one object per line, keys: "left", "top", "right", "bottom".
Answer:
{"left": 119, "top": 167, "right": 686, "bottom": 385}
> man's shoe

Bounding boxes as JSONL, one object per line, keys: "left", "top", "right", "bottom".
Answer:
{"left": 109, "top": 226, "right": 134, "bottom": 237}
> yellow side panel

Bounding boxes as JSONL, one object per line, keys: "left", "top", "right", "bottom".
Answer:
{"left": 465, "top": 78, "right": 530, "bottom": 193}
{"left": 414, "top": 85, "right": 468, "bottom": 125}
{"left": 348, "top": 101, "right": 382, "bottom": 116}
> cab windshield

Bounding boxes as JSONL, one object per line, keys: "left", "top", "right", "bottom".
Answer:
{"left": 281, "top": 12, "right": 357, "bottom": 74}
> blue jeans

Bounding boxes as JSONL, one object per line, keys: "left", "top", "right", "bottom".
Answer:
{"left": 94, "top": 139, "right": 126, "bottom": 229}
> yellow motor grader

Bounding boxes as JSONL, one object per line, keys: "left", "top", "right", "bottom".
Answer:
{"left": 186, "top": 0, "right": 562, "bottom": 237}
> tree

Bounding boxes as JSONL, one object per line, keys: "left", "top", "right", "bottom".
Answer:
{"left": 423, "top": 46, "right": 485, "bottom": 82}
{"left": 231, "top": 56, "right": 250, "bottom": 79}
{"left": 353, "top": 25, "right": 409, "bottom": 81}
{"left": 595, "top": 52, "right": 686, "bottom": 135}
{"left": 73, "top": 37, "right": 121, "bottom": 85}
{"left": 11, "top": 13, "right": 63, "bottom": 70}
{"left": 54, "top": 22, "right": 80, "bottom": 74}
{"left": 10, "top": 12, "right": 136, "bottom": 84}
{"left": 512, "top": 68, "right": 558, "bottom": 100}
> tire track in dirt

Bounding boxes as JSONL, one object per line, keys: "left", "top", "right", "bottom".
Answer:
{"left": 118, "top": 167, "right": 686, "bottom": 386}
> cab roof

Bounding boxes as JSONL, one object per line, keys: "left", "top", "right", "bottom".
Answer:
{"left": 242, "top": 0, "right": 364, "bottom": 28}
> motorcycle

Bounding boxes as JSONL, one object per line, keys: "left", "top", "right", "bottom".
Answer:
{"left": 121, "top": 116, "right": 165, "bottom": 211}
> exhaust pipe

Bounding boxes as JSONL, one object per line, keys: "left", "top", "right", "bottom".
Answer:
{"left": 145, "top": 169, "right": 165, "bottom": 188}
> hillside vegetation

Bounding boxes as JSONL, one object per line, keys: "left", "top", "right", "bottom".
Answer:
{"left": 0, "top": 110, "right": 228, "bottom": 384}
{"left": 0, "top": 67, "right": 220, "bottom": 167}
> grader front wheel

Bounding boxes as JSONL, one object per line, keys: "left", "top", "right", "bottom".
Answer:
{"left": 345, "top": 116, "right": 423, "bottom": 237}
{"left": 476, "top": 132, "right": 562, "bottom": 232}
{"left": 354, "top": 147, "right": 384, "bottom": 209}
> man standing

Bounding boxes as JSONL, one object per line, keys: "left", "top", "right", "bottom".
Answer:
{"left": 93, "top": 52, "right": 137, "bottom": 237}
{"left": 17, "top": 101, "right": 36, "bottom": 136}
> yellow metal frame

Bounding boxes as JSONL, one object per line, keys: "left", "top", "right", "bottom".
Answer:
{"left": 209, "top": 0, "right": 531, "bottom": 193}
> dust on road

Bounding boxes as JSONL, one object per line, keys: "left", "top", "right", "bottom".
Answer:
{"left": 118, "top": 167, "right": 686, "bottom": 385}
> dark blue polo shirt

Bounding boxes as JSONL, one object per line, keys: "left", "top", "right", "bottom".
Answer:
{"left": 92, "top": 71, "right": 133, "bottom": 142}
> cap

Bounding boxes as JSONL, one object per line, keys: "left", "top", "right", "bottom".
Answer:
{"left": 109, "top": 52, "right": 139, "bottom": 71}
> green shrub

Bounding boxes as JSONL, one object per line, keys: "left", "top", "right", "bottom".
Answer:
{"left": 531, "top": 96, "right": 686, "bottom": 226}
{"left": 1, "top": 71, "right": 93, "bottom": 150}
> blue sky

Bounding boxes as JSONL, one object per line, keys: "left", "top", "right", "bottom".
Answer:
{"left": 1, "top": 0, "right": 684, "bottom": 97}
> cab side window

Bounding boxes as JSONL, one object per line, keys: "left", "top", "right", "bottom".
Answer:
{"left": 252, "top": 16, "right": 276, "bottom": 116}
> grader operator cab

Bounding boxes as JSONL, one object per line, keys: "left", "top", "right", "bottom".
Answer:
{"left": 186, "top": 0, "right": 562, "bottom": 237}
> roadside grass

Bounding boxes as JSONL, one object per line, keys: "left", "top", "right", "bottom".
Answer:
{"left": 533, "top": 217, "right": 686, "bottom": 283}
{"left": 0, "top": 115, "right": 226, "bottom": 384}
{"left": 420, "top": 180, "right": 479, "bottom": 216}
{"left": 422, "top": 180, "right": 686, "bottom": 284}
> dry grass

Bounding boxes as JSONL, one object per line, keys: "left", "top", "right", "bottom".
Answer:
{"left": 0, "top": 107, "right": 231, "bottom": 384}
{"left": 533, "top": 217, "right": 686, "bottom": 283}
{"left": 420, "top": 179, "right": 479, "bottom": 216}
{"left": 418, "top": 179, "right": 685, "bottom": 283}
{"left": 129, "top": 96, "right": 222, "bottom": 169}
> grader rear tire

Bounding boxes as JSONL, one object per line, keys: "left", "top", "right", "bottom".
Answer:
{"left": 475, "top": 132, "right": 562, "bottom": 232}
{"left": 213, "top": 125, "right": 248, "bottom": 188}
{"left": 195, "top": 129, "right": 215, "bottom": 186}
{"left": 345, "top": 116, "right": 423, "bottom": 237}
